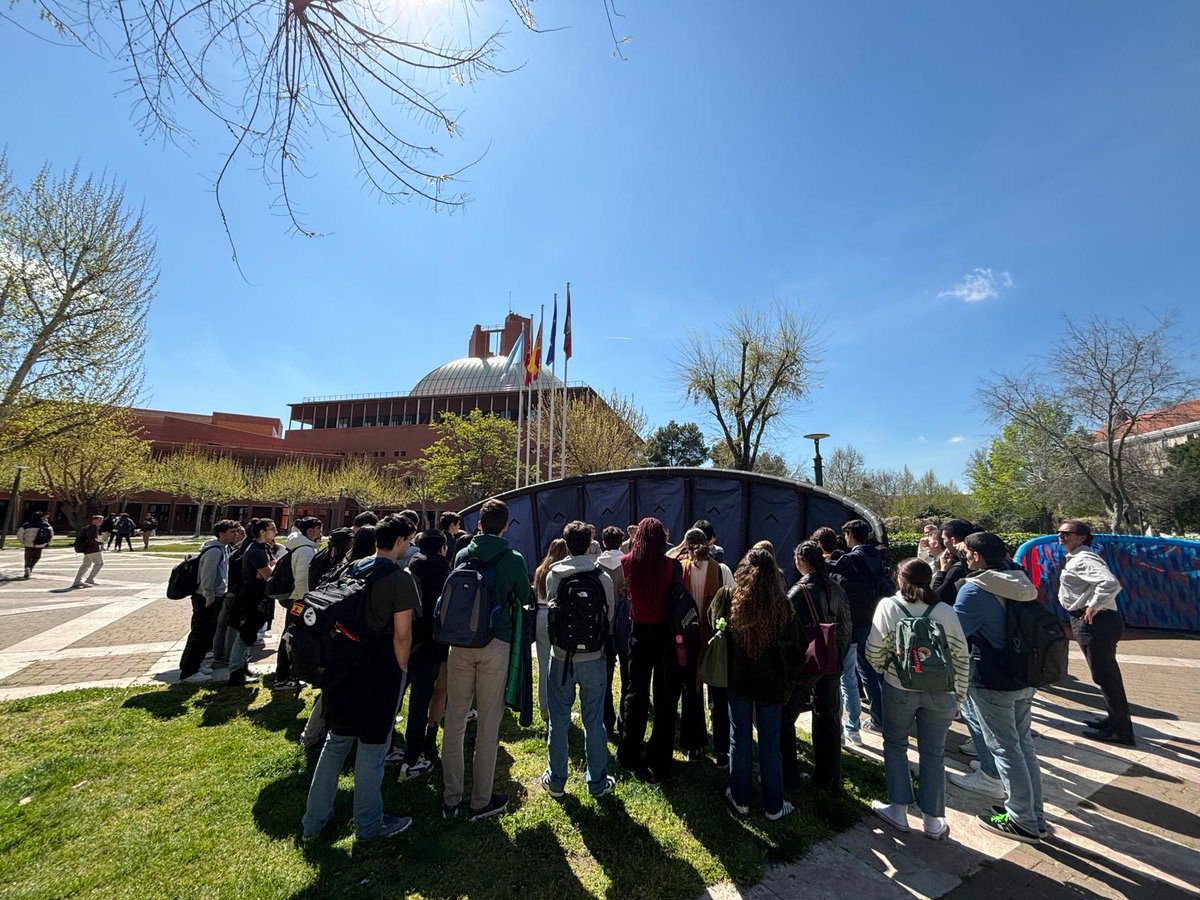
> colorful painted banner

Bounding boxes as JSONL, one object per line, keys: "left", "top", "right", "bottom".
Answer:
{"left": 1016, "top": 534, "right": 1200, "bottom": 632}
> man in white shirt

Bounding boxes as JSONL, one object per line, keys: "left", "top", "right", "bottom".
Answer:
{"left": 1057, "top": 521, "right": 1134, "bottom": 746}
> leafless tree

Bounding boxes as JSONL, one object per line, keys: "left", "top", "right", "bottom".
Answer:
{"left": 0, "top": 157, "right": 155, "bottom": 456}
{"left": 676, "top": 302, "right": 823, "bottom": 471}
{"left": 980, "top": 312, "right": 1196, "bottom": 532}
{"left": 12, "top": 0, "right": 630, "bottom": 256}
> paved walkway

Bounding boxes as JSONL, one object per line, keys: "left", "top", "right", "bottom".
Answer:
{"left": 3, "top": 546, "right": 1198, "bottom": 897}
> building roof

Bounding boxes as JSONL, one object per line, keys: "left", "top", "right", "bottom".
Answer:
{"left": 1097, "top": 397, "right": 1200, "bottom": 441}
{"left": 410, "top": 356, "right": 562, "bottom": 397}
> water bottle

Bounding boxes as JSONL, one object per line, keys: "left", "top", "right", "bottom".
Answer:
{"left": 675, "top": 633, "right": 687, "bottom": 666}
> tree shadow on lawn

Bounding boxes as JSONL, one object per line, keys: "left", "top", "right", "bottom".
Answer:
{"left": 121, "top": 685, "right": 201, "bottom": 721}
{"left": 244, "top": 692, "right": 309, "bottom": 743}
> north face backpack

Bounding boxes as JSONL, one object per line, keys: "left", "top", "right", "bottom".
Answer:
{"left": 266, "top": 548, "right": 296, "bottom": 603}
{"left": 285, "top": 558, "right": 398, "bottom": 688}
{"left": 166, "top": 545, "right": 223, "bottom": 600}
{"left": 668, "top": 581, "right": 701, "bottom": 667}
{"left": 433, "top": 550, "right": 509, "bottom": 648}
{"left": 1001, "top": 599, "right": 1069, "bottom": 688}
{"left": 888, "top": 598, "right": 954, "bottom": 693}
{"left": 547, "top": 569, "right": 609, "bottom": 682}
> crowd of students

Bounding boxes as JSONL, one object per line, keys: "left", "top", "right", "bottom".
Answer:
{"left": 172, "top": 499, "right": 1133, "bottom": 846}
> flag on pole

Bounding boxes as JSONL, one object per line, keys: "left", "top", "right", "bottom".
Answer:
{"left": 500, "top": 330, "right": 525, "bottom": 381}
{"left": 563, "top": 284, "right": 572, "bottom": 360}
{"left": 525, "top": 319, "right": 542, "bottom": 386}
{"left": 546, "top": 293, "right": 558, "bottom": 367}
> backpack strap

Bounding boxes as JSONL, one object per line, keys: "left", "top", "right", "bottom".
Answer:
{"left": 797, "top": 584, "right": 821, "bottom": 625}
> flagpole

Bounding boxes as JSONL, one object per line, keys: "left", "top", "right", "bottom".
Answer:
{"left": 548, "top": 293, "right": 557, "bottom": 481}
{"left": 524, "top": 314, "right": 534, "bottom": 485}
{"left": 560, "top": 282, "right": 571, "bottom": 479}
{"left": 535, "top": 304, "right": 545, "bottom": 484}
{"left": 514, "top": 365, "right": 524, "bottom": 488}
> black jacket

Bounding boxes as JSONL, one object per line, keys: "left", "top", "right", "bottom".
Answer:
{"left": 407, "top": 552, "right": 450, "bottom": 658}
{"left": 828, "top": 544, "right": 886, "bottom": 630}
{"left": 788, "top": 574, "right": 853, "bottom": 664}
{"left": 710, "top": 587, "right": 803, "bottom": 705}
{"left": 932, "top": 556, "right": 969, "bottom": 606}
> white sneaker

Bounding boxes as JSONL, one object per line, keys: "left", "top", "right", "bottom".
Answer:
{"left": 949, "top": 767, "right": 1006, "bottom": 799}
{"left": 181, "top": 671, "right": 213, "bottom": 685}
{"left": 765, "top": 800, "right": 795, "bottom": 821}
{"left": 923, "top": 814, "right": 950, "bottom": 840}
{"left": 871, "top": 800, "right": 910, "bottom": 832}
{"left": 844, "top": 730, "right": 864, "bottom": 748}
{"left": 970, "top": 760, "right": 983, "bottom": 772}
{"left": 959, "top": 740, "right": 978, "bottom": 757}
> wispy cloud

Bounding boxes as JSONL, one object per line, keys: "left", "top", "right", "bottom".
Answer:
{"left": 948, "top": 435, "right": 966, "bottom": 444}
{"left": 939, "top": 268, "right": 1013, "bottom": 303}
{"left": 602, "top": 336, "right": 632, "bottom": 341}
{"left": 912, "top": 435, "right": 928, "bottom": 445}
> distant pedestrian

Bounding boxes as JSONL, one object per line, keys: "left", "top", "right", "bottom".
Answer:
{"left": 141, "top": 514, "right": 157, "bottom": 550}
{"left": 100, "top": 513, "right": 116, "bottom": 550}
{"left": 17, "top": 512, "right": 54, "bottom": 579}
{"left": 114, "top": 513, "right": 137, "bottom": 552}
{"left": 72, "top": 515, "right": 105, "bottom": 587}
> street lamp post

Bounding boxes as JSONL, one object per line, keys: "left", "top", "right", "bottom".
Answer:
{"left": 803, "top": 433, "right": 830, "bottom": 488}
{"left": 337, "top": 486, "right": 346, "bottom": 528}
{"left": 0, "top": 465, "right": 27, "bottom": 550}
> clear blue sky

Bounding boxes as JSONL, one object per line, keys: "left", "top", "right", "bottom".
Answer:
{"left": 3, "top": 1, "right": 1198, "bottom": 482}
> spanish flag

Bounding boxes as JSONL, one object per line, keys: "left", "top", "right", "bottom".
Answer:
{"left": 525, "top": 318, "right": 542, "bottom": 386}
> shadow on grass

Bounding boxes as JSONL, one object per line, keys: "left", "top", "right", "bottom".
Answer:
{"left": 121, "top": 685, "right": 200, "bottom": 720}
{"left": 244, "top": 692, "right": 309, "bottom": 743}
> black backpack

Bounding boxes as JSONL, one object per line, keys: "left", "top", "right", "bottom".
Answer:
{"left": 36, "top": 523, "right": 52, "bottom": 545}
{"left": 1001, "top": 600, "right": 1070, "bottom": 688}
{"left": 166, "top": 545, "right": 223, "bottom": 600}
{"left": 226, "top": 543, "right": 249, "bottom": 595}
{"left": 307, "top": 546, "right": 341, "bottom": 588}
{"left": 668, "top": 581, "right": 700, "bottom": 667}
{"left": 434, "top": 550, "right": 508, "bottom": 648}
{"left": 547, "top": 569, "right": 609, "bottom": 682}
{"left": 266, "top": 548, "right": 296, "bottom": 603}
{"left": 285, "top": 558, "right": 399, "bottom": 688}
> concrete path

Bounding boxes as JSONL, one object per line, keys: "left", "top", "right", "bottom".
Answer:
{"left": 3, "top": 546, "right": 1197, "bottom": 897}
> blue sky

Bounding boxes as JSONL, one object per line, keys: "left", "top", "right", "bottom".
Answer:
{"left": 3, "top": 1, "right": 1198, "bottom": 482}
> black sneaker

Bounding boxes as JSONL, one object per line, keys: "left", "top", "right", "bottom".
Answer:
{"left": 714, "top": 753, "right": 729, "bottom": 769}
{"left": 358, "top": 814, "right": 412, "bottom": 842}
{"left": 686, "top": 750, "right": 705, "bottom": 762}
{"left": 1081, "top": 727, "right": 1135, "bottom": 747}
{"left": 991, "top": 806, "right": 1050, "bottom": 839}
{"left": 272, "top": 678, "right": 300, "bottom": 692}
{"left": 977, "top": 811, "right": 1040, "bottom": 844}
{"left": 442, "top": 802, "right": 460, "bottom": 819}
{"left": 467, "top": 794, "right": 509, "bottom": 822}
{"left": 226, "top": 669, "right": 259, "bottom": 687}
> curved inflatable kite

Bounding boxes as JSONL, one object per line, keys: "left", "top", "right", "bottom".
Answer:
{"left": 1016, "top": 534, "right": 1200, "bottom": 632}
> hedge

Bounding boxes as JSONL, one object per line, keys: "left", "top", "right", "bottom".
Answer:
{"left": 885, "top": 531, "right": 1044, "bottom": 562}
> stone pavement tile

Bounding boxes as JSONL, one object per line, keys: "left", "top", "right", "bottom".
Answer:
{"left": 0, "top": 607, "right": 96, "bottom": 651}
{"left": 0, "top": 652, "right": 164, "bottom": 687}
{"left": 67, "top": 598, "right": 191, "bottom": 649}
{"left": 1118, "top": 631, "right": 1200, "bottom": 660}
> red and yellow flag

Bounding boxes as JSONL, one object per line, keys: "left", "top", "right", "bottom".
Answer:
{"left": 525, "top": 319, "right": 542, "bottom": 386}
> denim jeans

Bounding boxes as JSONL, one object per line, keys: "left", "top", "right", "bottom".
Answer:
{"left": 960, "top": 694, "right": 999, "bottom": 778}
{"left": 881, "top": 682, "right": 956, "bottom": 816}
{"left": 853, "top": 626, "right": 883, "bottom": 729}
{"left": 301, "top": 731, "right": 391, "bottom": 840}
{"left": 536, "top": 607, "right": 551, "bottom": 721}
{"left": 728, "top": 691, "right": 784, "bottom": 815}
{"left": 546, "top": 655, "right": 610, "bottom": 795}
{"left": 970, "top": 685, "right": 1045, "bottom": 834}
{"left": 840, "top": 642, "right": 861, "bottom": 732}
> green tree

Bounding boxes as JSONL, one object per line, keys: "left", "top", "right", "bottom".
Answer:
{"left": 558, "top": 391, "right": 647, "bottom": 477}
{"left": 17, "top": 407, "right": 153, "bottom": 529}
{"left": 422, "top": 410, "right": 518, "bottom": 503}
{"left": 643, "top": 421, "right": 709, "bottom": 467}
{"left": 710, "top": 441, "right": 801, "bottom": 480}
{"left": 1159, "top": 441, "right": 1200, "bottom": 531}
{"left": 0, "top": 158, "right": 156, "bottom": 456}
{"left": 676, "top": 302, "right": 822, "bottom": 471}
{"left": 254, "top": 458, "right": 331, "bottom": 527}
{"left": 331, "top": 457, "right": 407, "bottom": 512}
{"left": 154, "top": 446, "right": 248, "bottom": 536}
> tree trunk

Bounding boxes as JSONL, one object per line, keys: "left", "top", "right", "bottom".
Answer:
{"left": 193, "top": 501, "right": 207, "bottom": 538}
{"left": 62, "top": 502, "right": 85, "bottom": 532}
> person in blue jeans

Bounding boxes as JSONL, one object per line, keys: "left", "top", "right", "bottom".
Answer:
{"left": 954, "top": 531, "right": 1047, "bottom": 844}
{"left": 541, "top": 522, "right": 617, "bottom": 798}
{"left": 301, "top": 515, "right": 420, "bottom": 843}
{"left": 707, "top": 547, "right": 803, "bottom": 821}
{"left": 866, "top": 559, "right": 970, "bottom": 839}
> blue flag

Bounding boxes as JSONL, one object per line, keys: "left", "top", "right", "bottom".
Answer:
{"left": 546, "top": 293, "right": 558, "bottom": 367}
{"left": 500, "top": 330, "right": 525, "bottom": 381}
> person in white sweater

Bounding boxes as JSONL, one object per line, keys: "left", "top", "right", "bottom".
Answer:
{"left": 866, "top": 558, "right": 970, "bottom": 840}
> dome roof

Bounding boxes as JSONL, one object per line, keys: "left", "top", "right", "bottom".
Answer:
{"left": 410, "top": 356, "right": 561, "bottom": 397}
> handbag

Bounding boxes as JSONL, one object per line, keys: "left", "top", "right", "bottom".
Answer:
{"left": 798, "top": 584, "right": 839, "bottom": 677}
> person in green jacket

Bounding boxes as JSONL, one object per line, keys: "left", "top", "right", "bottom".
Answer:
{"left": 443, "top": 498, "right": 531, "bottom": 822}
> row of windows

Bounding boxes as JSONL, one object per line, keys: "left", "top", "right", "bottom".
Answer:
{"left": 299, "top": 410, "right": 520, "bottom": 430}
{"left": 367, "top": 450, "right": 409, "bottom": 458}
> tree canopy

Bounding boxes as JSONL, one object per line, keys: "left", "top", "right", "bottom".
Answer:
{"left": 557, "top": 391, "right": 647, "bottom": 477}
{"left": 422, "top": 409, "right": 517, "bottom": 504}
{"left": 643, "top": 421, "right": 708, "bottom": 467}
{"left": 154, "top": 446, "right": 248, "bottom": 536}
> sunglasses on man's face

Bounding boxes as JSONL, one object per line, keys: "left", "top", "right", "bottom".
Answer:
{"left": 1057, "top": 531, "right": 1078, "bottom": 537}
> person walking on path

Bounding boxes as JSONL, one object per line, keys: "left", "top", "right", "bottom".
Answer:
{"left": 72, "top": 515, "right": 105, "bottom": 587}
{"left": 178, "top": 520, "right": 240, "bottom": 684}
{"left": 708, "top": 546, "right": 803, "bottom": 821}
{"left": 1057, "top": 520, "right": 1135, "bottom": 746}
{"left": 140, "top": 514, "right": 157, "bottom": 550}
{"left": 17, "top": 512, "right": 54, "bottom": 579}
{"left": 866, "top": 558, "right": 970, "bottom": 840}
{"left": 114, "top": 513, "right": 137, "bottom": 552}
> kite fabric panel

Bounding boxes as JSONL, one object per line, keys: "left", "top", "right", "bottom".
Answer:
{"left": 501, "top": 494, "right": 538, "bottom": 577}
{"left": 535, "top": 485, "right": 581, "bottom": 558}
{"left": 1016, "top": 534, "right": 1200, "bottom": 632}
{"left": 584, "top": 479, "right": 632, "bottom": 534}
{"left": 748, "top": 482, "right": 802, "bottom": 583}
{"left": 635, "top": 477, "right": 686, "bottom": 544}
{"left": 691, "top": 476, "right": 745, "bottom": 568}
{"left": 806, "top": 493, "right": 857, "bottom": 540}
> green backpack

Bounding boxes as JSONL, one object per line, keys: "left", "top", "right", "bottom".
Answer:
{"left": 889, "top": 598, "right": 954, "bottom": 693}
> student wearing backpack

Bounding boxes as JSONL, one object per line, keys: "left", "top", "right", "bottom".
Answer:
{"left": 114, "top": 513, "right": 137, "bottom": 552}
{"left": 301, "top": 514, "right": 419, "bottom": 843}
{"left": 540, "top": 521, "right": 618, "bottom": 799}
{"left": 271, "top": 516, "right": 323, "bottom": 692}
{"left": 72, "top": 515, "right": 105, "bottom": 588}
{"left": 208, "top": 521, "right": 253, "bottom": 671}
{"left": 1057, "top": 521, "right": 1134, "bottom": 746}
{"left": 597, "top": 526, "right": 629, "bottom": 739}
{"left": 442, "top": 498, "right": 531, "bottom": 822}
{"left": 17, "top": 512, "right": 54, "bottom": 579}
{"left": 225, "top": 519, "right": 279, "bottom": 687}
{"left": 708, "top": 547, "right": 803, "bottom": 820}
{"left": 178, "top": 520, "right": 241, "bottom": 684}
{"left": 534, "top": 538, "right": 570, "bottom": 724}
{"left": 866, "top": 559, "right": 969, "bottom": 839}
{"left": 954, "top": 532, "right": 1047, "bottom": 843}
{"left": 616, "top": 517, "right": 684, "bottom": 785}
{"left": 680, "top": 528, "right": 733, "bottom": 765}
{"left": 784, "top": 541, "right": 852, "bottom": 795}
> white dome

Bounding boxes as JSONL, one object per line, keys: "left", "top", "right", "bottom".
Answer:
{"left": 410, "top": 356, "right": 561, "bottom": 396}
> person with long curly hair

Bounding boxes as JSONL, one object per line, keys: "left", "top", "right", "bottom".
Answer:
{"left": 534, "top": 538, "right": 570, "bottom": 723}
{"left": 616, "top": 517, "right": 684, "bottom": 783}
{"left": 708, "top": 546, "right": 803, "bottom": 820}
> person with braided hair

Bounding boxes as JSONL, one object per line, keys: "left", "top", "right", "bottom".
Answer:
{"left": 709, "top": 547, "right": 804, "bottom": 820}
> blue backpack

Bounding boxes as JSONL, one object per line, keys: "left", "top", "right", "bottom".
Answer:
{"left": 434, "top": 550, "right": 509, "bottom": 648}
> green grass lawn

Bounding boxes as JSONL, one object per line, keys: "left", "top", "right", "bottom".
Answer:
{"left": 0, "top": 684, "right": 884, "bottom": 900}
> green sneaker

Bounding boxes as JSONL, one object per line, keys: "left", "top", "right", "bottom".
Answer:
{"left": 977, "top": 811, "right": 1040, "bottom": 844}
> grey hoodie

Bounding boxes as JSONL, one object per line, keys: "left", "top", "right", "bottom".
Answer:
{"left": 285, "top": 531, "right": 320, "bottom": 599}
{"left": 544, "top": 555, "right": 616, "bottom": 663}
{"left": 197, "top": 537, "right": 230, "bottom": 605}
{"left": 959, "top": 568, "right": 1038, "bottom": 602}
